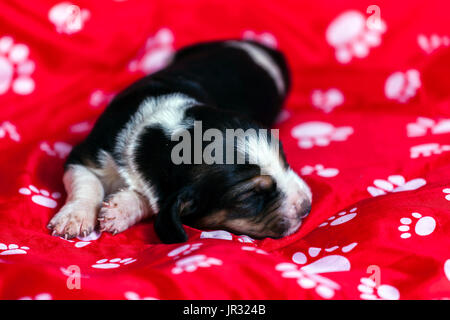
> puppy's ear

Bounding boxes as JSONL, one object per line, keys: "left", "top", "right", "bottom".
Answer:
{"left": 154, "top": 189, "right": 196, "bottom": 244}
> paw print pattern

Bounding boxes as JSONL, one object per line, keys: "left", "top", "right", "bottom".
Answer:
{"left": 199, "top": 230, "right": 255, "bottom": 243}
{"left": 18, "top": 185, "right": 61, "bottom": 208}
{"left": 358, "top": 277, "right": 400, "bottom": 300}
{"left": 18, "top": 293, "right": 52, "bottom": 300}
{"left": 311, "top": 88, "right": 344, "bottom": 113}
{"left": 0, "top": 121, "right": 20, "bottom": 142}
{"left": 167, "top": 243, "right": 203, "bottom": 259}
{"left": 92, "top": 257, "right": 136, "bottom": 269}
{"left": 301, "top": 164, "right": 339, "bottom": 178}
{"left": 367, "top": 175, "right": 426, "bottom": 197}
{"left": 128, "top": 28, "right": 174, "bottom": 75}
{"left": 398, "top": 212, "right": 436, "bottom": 239}
{"left": 276, "top": 263, "right": 340, "bottom": 299}
{"left": 319, "top": 207, "right": 357, "bottom": 228}
{"left": 445, "top": 259, "right": 450, "bottom": 281}
{"left": 443, "top": 188, "right": 450, "bottom": 201}
{"left": 242, "top": 30, "right": 277, "bottom": 48}
{"left": 0, "top": 36, "right": 35, "bottom": 95}
{"left": 407, "top": 117, "right": 450, "bottom": 137}
{"left": 385, "top": 69, "right": 421, "bottom": 103}
{"left": 40, "top": 141, "right": 72, "bottom": 159}
{"left": 326, "top": 10, "right": 386, "bottom": 64}
{"left": 171, "top": 254, "right": 222, "bottom": 274}
{"left": 89, "top": 89, "right": 115, "bottom": 108}
{"left": 124, "top": 291, "right": 158, "bottom": 300}
{"left": 64, "top": 230, "right": 101, "bottom": 248}
{"left": 291, "top": 121, "right": 353, "bottom": 149}
{"left": 292, "top": 243, "right": 358, "bottom": 274}
{"left": 0, "top": 243, "right": 29, "bottom": 255}
{"left": 236, "top": 235, "right": 255, "bottom": 243}
{"left": 241, "top": 246, "right": 268, "bottom": 255}
{"left": 48, "top": 2, "right": 90, "bottom": 35}
{"left": 69, "top": 120, "right": 93, "bottom": 134}
{"left": 200, "top": 230, "right": 233, "bottom": 240}
{"left": 410, "top": 143, "right": 450, "bottom": 159}
{"left": 417, "top": 34, "right": 450, "bottom": 54}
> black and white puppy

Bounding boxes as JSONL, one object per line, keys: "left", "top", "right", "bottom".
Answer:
{"left": 47, "top": 40, "right": 312, "bottom": 243}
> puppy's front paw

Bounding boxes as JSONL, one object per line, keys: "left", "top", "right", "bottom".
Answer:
{"left": 98, "top": 190, "right": 147, "bottom": 235}
{"left": 47, "top": 201, "right": 97, "bottom": 239}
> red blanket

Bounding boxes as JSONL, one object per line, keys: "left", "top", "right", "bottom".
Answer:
{"left": 1, "top": 0, "right": 449, "bottom": 300}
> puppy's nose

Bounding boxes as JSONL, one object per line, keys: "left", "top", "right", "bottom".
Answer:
{"left": 295, "top": 199, "right": 311, "bottom": 218}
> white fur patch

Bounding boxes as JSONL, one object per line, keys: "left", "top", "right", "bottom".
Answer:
{"left": 226, "top": 41, "right": 285, "bottom": 94}
{"left": 93, "top": 150, "right": 127, "bottom": 194}
{"left": 49, "top": 164, "right": 104, "bottom": 238}
{"left": 114, "top": 93, "right": 197, "bottom": 212}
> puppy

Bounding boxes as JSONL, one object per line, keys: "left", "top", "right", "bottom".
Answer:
{"left": 47, "top": 40, "right": 312, "bottom": 243}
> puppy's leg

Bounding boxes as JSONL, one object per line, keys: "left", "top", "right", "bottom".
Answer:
{"left": 48, "top": 164, "right": 104, "bottom": 239}
{"left": 98, "top": 189, "right": 152, "bottom": 235}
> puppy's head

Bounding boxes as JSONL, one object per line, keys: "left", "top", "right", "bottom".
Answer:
{"left": 154, "top": 117, "right": 312, "bottom": 243}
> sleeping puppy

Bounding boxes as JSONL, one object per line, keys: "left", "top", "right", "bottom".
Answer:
{"left": 47, "top": 40, "right": 312, "bottom": 243}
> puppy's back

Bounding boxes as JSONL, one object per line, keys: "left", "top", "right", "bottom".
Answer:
{"left": 153, "top": 40, "right": 291, "bottom": 127}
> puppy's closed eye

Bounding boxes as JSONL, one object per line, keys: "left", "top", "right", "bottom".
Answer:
{"left": 229, "top": 175, "right": 277, "bottom": 215}
{"left": 234, "top": 175, "right": 275, "bottom": 197}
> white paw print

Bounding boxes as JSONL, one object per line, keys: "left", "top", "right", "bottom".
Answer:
{"left": 326, "top": 10, "right": 386, "bottom": 64}
{"left": 417, "top": 34, "right": 450, "bottom": 54}
{"left": 236, "top": 235, "right": 255, "bottom": 243}
{"left": 171, "top": 254, "right": 222, "bottom": 274}
{"left": 167, "top": 243, "right": 203, "bottom": 259}
{"left": 64, "top": 230, "right": 101, "bottom": 248}
{"left": 18, "top": 293, "right": 52, "bottom": 300}
{"left": 445, "top": 259, "right": 450, "bottom": 281}
{"left": 242, "top": 30, "right": 277, "bottom": 48}
{"left": 0, "top": 36, "right": 35, "bottom": 95}
{"left": 385, "top": 69, "right": 421, "bottom": 103}
{"left": 410, "top": 143, "right": 450, "bottom": 159}
{"left": 292, "top": 242, "right": 357, "bottom": 274}
{"left": 319, "top": 207, "right": 357, "bottom": 228}
{"left": 407, "top": 117, "right": 450, "bottom": 137}
{"left": 301, "top": 164, "right": 339, "bottom": 178}
{"left": 199, "top": 230, "right": 255, "bottom": 243}
{"left": 0, "top": 243, "right": 29, "bottom": 255}
{"left": 241, "top": 246, "right": 268, "bottom": 255}
{"left": 89, "top": 89, "right": 115, "bottom": 108}
{"left": 311, "top": 88, "right": 344, "bottom": 113}
{"left": 48, "top": 2, "right": 90, "bottom": 35}
{"left": 128, "top": 28, "right": 174, "bottom": 75}
{"left": 291, "top": 121, "right": 353, "bottom": 149}
{"left": 92, "top": 257, "right": 136, "bottom": 269}
{"left": 200, "top": 230, "right": 233, "bottom": 240}
{"left": 367, "top": 175, "right": 426, "bottom": 197}
{"left": 18, "top": 185, "right": 61, "bottom": 208}
{"left": 40, "top": 141, "right": 72, "bottom": 159}
{"left": 358, "top": 277, "right": 400, "bottom": 300}
{"left": 124, "top": 291, "right": 158, "bottom": 300}
{"left": 69, "top": 120, "right": 93, "bottom": 133}
{"left": 0, "top": 121, "right": 20, "bottom": 142}
{"left": 443, "top": 188, "right": 450, "bottom": 201}
{"left": 276, "top": 263, "right": 340, "bottom": 299}
{"left": 398, "top": 212, "right": 436, "bottom": 239}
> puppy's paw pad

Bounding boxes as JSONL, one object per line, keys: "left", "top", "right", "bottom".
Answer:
{"left": 98, "top": 205, "right": 129, "bottom": 235}
{"left": 48, "top": 202, "right": 96, "bottom": 239}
